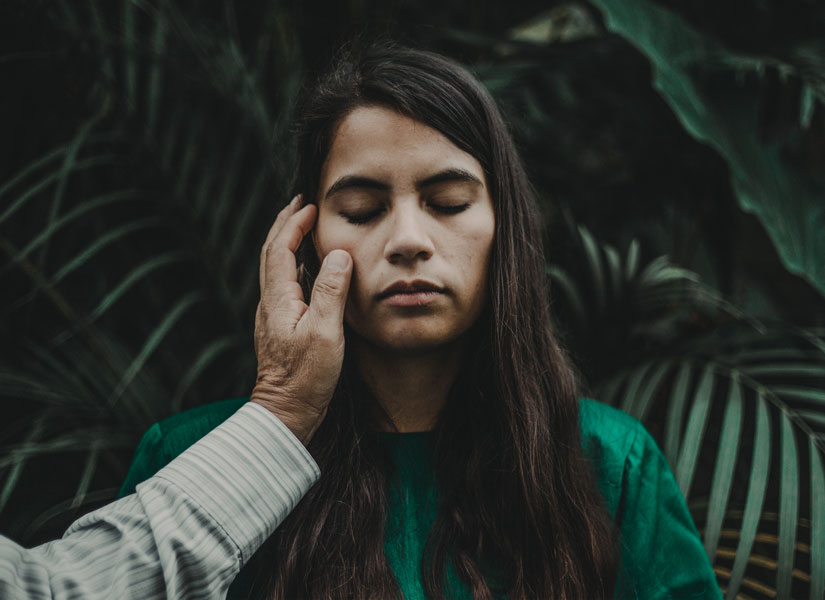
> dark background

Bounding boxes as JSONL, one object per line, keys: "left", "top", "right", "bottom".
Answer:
{"left": 1, "top": 1, "right": 824, "bottom": 598}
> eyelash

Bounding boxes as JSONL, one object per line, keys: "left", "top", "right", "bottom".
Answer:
{"left": 341, "top": 203, "right": 471, "bottom": 225}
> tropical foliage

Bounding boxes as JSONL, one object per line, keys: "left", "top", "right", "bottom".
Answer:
{"left": 1, "top": 1, "right": 824, "bottom": 599}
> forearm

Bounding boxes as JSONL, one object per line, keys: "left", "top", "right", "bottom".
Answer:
{"left": 0, "top": 403, "right": 320, "bottom": 599}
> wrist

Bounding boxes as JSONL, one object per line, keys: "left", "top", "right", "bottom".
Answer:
{"left": 250, "top": 387, "right": 317, "bottom": 446}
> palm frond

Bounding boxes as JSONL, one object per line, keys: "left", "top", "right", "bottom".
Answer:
{"left": 596, "top": 333, "right": 825, "bottom": 599}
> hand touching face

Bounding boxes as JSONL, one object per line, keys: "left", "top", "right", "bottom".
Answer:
{"left": 313, "top": 105, "right": 495, "bottom": 353}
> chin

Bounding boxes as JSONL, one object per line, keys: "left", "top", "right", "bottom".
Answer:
{"left": 381, "top": 337, "right": 450, "bottom": 354}
{"left": 361, "top": 323, "right": 469, "bottom": 354}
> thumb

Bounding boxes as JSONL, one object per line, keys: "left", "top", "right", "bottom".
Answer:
{"left": 307, "top": 249, "right": 352, "bottom": 327}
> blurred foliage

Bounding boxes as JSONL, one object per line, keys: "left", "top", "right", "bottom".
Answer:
{"left": 1, "top": 0, "right": 824, "bottom": 598}
{"left": 594, "top": 0, "right": 825, "bottom": 298}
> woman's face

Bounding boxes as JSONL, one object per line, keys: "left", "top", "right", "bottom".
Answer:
{"left": 312, "top": 105, "right": 495, "bottom": 353}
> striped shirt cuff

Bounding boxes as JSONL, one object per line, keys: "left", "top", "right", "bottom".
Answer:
{"left": 151, "top": 402, "right": 321, "bottom": 565}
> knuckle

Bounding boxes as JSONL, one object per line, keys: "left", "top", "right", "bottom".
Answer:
{"left": 313, "top": 277, "right": 342, "bottom": 297}
{"left": 262, "top": 244, "right": 287, "bottom": 264}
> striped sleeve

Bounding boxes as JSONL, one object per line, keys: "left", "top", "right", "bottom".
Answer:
{"left": 0, "top": 402, "right": 320, "bottom": 599}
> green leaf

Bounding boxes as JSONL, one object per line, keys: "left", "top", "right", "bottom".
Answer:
{"left": 209, "top": 132, "right": 247, "bottom": 247}
{"left": 160, "top": 100, "right": 186, "bottom": 171}
{"left": 87, "top": 251, "right": 189, "bottom": 322}
{"left": 0, "top": 145, "right": 68, "bottom": 199}
{"left": 732, "top": 348, "right": 823, "bottom": 364}
{"left": 191, "top": 144, "right": 222, "bottom": 220}
{"left": 110, "top": 291, "right": 204, "bottom": 412}
{"left": 637, "top": 256, "right": 699, "bottom": 288}
{"left": 663, "top": 361, "right": 692, "bottom": 465}
{"left": 628, "top": 359, "right": 671, "bottom": 422}
{"left": 546, "top": 265, "right": 587, "bottom": 329}
{"left": 0, "top": 431, "right": 131, "bottom": 468}
{"left": 591, "top": 0, "right": 825, "bottom": 298}
{"left": 617, "top": 360, "right": 654, "bottom": 416}
{"left": 222, "top": 169, "right": 269, "bottom": 275}
{"left": 146, "top": 5, "right": 168, "bottom": 141}
{"left": 603, "top": 243, "right": 623, "bottom": 300}
{"left": 704, "top": 374, "right": 742, "bottom": 561}
{"left": 39, "top": 114, "right": 104, "bottom": 270}
{"left": 675, "top": 363, "right": 715, "bottom": 497}
{"left": 88, "top": 0, "right": 114, "bottom": 80}
{"left": 123, "top": 0, "right": 137, "bottom": 110}
{"left": 0, "top": 155, "right": 118, "bottom": 227}
{"left": 624, "top": 238, "right": 640, "bottom": 281}
{"left": 71, "top": 442, "right": 100, "bottom": 509}
{"left": 578, "top": 225, "right": 605, "bottom": 313}
{"left": 0, "top": 417, "right": 45, "bottom": 516}
{"left": 800, "top": 84, "right": 816, "bottom": 130}
{"left": 726, "top": 390, "right": 771, "bottom": 599}
{"left": 777, "top": 412, "right": 799, "bottom": 599}
{"left": 173, "top": 108, "right": 207, "bottom": 199}
{"left": 170, "top": 335, "right": 239, "bottom": 412}
{"left": 771, "top": 386, "right": 825, "bottom": 407}
{"left": 745, "top": 363, "right": 825, "bottom": 378}
{"left": 3, "top": 190, "right": 141, "bottom": 274}
{"left": 797, "top": 409, "right": 825, "bottom": 429}
{"left": 810, "top": 437, "right": 825, "bottom": 600}
{"left": 49, "top": 217, "right": 166, "bottom": 284}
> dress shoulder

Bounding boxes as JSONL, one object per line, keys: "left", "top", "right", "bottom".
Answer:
{"left": 577, "top": 397, "right": 647, "bottom": 518}
{"left": 578, "top": 398, "right": 722, "bottom": 599}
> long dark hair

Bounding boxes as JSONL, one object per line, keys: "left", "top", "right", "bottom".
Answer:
{"left": 254, "top": 40, "right": 619, "bottom": 599}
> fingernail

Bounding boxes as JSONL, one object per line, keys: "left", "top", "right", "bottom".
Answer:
{"left": 326, "top": 250, "right": 349, "bottom": 272}
{"left": 290, "top": 195, "right": 300, "bottom": 209}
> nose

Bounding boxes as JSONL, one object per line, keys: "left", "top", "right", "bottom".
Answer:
{"left": 383, "top": 200, "right": 435, "bottom": 264}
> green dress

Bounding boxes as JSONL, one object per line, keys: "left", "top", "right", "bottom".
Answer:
{"left": 119, "top": 397, "right": 722, "bottom": 599}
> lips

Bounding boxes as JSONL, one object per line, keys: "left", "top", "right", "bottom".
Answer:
{"left": 377, "top": 279, "right": 446, "bottom": 300}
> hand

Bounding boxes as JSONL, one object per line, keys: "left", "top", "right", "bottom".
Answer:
{"left": 251, "top": 195, "right": 353, "bottom": 445}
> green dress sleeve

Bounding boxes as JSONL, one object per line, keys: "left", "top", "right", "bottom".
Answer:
{"left": 615, "top": 421, "right": 722, "bottom": 599}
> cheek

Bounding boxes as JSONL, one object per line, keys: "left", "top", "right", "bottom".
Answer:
{"left": 461, "top": 226, "right": 494, "bottom": 282}
{"left": 312, "top": 223, "right": 372, "bottom": 303}
{"left": 312, "top": 213, "right": 350, "bottom": 262}
{"left": 462, "top": 235, "right": 494, "bottom": 311}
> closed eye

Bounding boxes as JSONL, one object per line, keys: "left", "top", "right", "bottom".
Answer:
{"left": 431, "top": 203, "right": 470, "bottom": 215}
{"left": 341, "top": 209, "right": 383, "bottom": 224}
{"left": 339, "top": 202, "right": 471, "bottom": 225}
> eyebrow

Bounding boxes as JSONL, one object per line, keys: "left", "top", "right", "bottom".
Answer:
{"left": 324, "top": 167, "right": 483, "bottom": 199}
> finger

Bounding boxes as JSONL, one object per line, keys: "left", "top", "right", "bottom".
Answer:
{"left": 271, "top": 203, "right": 316, "bottom": 254}
{"left": 261, "top": 245, "right": 311, "bottom": 329}
{"left": 260, "top": 204, "right": 316, "bottom": 294}
{"left": 264, "top": 194, "right": 303, "bottom": 249}
{"left": 260, "top": 195, "right": 304, "bottom": 294}
{"left": 263, "top": 237, "right": 309, "bottom": 307}
{"left": 304, "top": 249, "right": 352, "bottom": 332}
{"left": 263, "top": 245, "right": 298, "bottom": 301}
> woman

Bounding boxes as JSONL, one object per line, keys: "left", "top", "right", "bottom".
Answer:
{"left": 121, "top": 42, "right": 720, "bottom": 599}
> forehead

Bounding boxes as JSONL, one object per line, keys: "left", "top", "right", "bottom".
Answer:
{"left": 320, "top": 105, "right": 485, "bottom": 186}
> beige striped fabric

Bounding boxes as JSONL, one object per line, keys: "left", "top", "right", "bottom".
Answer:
{"left": 0, "top": 403, "right": 320, "bottom": 599}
